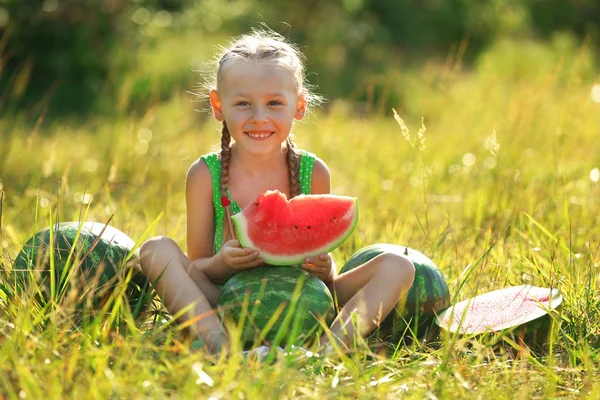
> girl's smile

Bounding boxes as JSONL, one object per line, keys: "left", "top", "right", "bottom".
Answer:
{"left": 245, "top": 131, "right": 275, "bottom": 140}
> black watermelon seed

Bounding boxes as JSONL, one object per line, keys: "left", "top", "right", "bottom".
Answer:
{"left": 307, "top": 226, "right": 311, "bottom": 229}
{"left": 294, "top": 225, "right": 298, "bottom": 229}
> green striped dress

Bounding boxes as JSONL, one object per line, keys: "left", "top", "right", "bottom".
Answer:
{"left": 200, "top": 150, "right": 316, "bottom": 254}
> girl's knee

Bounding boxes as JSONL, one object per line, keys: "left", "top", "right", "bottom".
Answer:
{"left": 379, "top": 252, "right": 415, "bottom": 289}
{"left": 140, "top": 236, "right": 178, "bottom": 272}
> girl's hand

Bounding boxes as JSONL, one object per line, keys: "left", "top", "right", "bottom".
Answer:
{"left": 219, "top": 240, "right": 264, "bottom": 270}
{"left": 300, "top": 254, "right": 334, "bottom": 284}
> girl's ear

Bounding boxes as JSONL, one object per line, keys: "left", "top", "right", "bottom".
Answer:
{"left": 210, "top": 90, "right": 225, "bottom": 121}
{"left": 294, "top": 91, "right": 307, "bottom": 120}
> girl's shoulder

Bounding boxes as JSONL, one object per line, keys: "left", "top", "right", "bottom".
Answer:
{"left": 186, "top": 153, "right": 218, "bottom": 188}
{"left": 296, "top": 149, "right": 330, "bottom": 194}
{"left": 188, "top": 152, "right": 221, "bottom": 176}
{"left": 197, "top": 151, "right": 221, "bottom": 166}
{"left": 298, "top": 148, "right": 328, "bottom": 169}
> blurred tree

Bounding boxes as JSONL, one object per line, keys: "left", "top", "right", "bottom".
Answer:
{"left": 525, "top": 0, "right": 600, "bottom": 43}
{"left": 0, "top": 0, "right": 191, "bottom": 119}
{"left": 221, "top": 0, "right": 599, "bottom": 109}
{"left": 0, "top": 0, "right": 598, "bottom": 118}
{"left": 0, "top": 0, "right": 129, "bottom": 117}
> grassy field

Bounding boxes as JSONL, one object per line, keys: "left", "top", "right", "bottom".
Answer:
{"left": 1, "top": 34, "right": 599, "bottom": 398}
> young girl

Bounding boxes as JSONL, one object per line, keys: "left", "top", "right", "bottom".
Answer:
{"left": 139, "top": 29, "right": 415, "bottom": 355}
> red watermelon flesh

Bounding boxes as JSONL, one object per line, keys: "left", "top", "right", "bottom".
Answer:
{"left": 437, "top": 285, "right": 562, "bottom": 335}
{"left": 231, "top": 190, "right": 358, "bottom": 266}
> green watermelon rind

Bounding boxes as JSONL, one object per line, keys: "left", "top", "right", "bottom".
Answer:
{"left": 232, "top": 197, "right": 359, "bottom": 266}
{"left": 217, "top": 266, "right": 335, "bottom": 347}
{"left": 434, "top": 285, "right": 563, "bottom": 336}
{"left": 339, "top": 243, "right": 451, "bottom": 342}
{"left": 13, "top": 221, "right": 151, "bottom": 317}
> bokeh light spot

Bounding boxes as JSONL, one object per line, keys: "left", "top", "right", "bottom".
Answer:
{"left": 39, "top": 197, "right": 50, "bottom": 208}
{"left": 154, "top": 10, "right": 172, "bottom": 28}
{"left": 84, "top": 159, "right": 99, "bottom": 172}
{"left": 381, "top": 180, "right": 393, "bottom": 191}
{"left": 590, "top": 167, "right": 600, "bottom": 183}
{"left": 132, "top": 7, "right": 151, "bottom": 25}
{"left": 74, "top": 193, "right": 94, "bottom": 205}
{"left": 462, "top": 153, "right": 476, "bottom": 167}
{"left": 483, "top": 156, "right": 497, "bottom": 169}
{"left": 42, "top": 0, "right": 59, "bottom": 12}
{"left": 592, "top": 84, "right": 600, "bottom": 103}
{"left": 137, "top": 128, "right": 153, "bottom": 143}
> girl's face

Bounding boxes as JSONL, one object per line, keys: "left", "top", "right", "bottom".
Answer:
{"left": 210, "top": 60, "right": 306, "bottom": 157}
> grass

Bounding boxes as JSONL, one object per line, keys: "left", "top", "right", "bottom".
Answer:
{"left": 1, "top": 32, "right": 600, "bottom": 398}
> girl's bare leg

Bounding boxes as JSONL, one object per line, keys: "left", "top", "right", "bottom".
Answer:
{"left": 321, "top": 252, "right": 415, "bottom": 350}
{"left": 139, "top": 236, "right": 227, "bottom": 354}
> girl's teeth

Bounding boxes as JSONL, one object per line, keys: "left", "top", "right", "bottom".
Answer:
{"left": 248, "top": 133, "right": 272, "bottom": 138}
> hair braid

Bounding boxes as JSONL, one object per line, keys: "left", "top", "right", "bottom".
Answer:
{"left": 286, "top": 136, "right": 301, "bottom": 198}
{"left": 219, "top": 122, "right": 232, "bottom": 197}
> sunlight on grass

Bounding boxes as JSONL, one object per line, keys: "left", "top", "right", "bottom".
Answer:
{"left": 1, "top": 35, "right": 600, "bottom": 398}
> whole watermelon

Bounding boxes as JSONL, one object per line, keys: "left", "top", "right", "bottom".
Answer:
{"left": 340, "top": 244, "right": 450, "bottom": 343}
{"left": 13, "top": 221, "right": 152, "bottom": 318}
{"left": 217, "top": 266, "right": 335, "bottom": 348}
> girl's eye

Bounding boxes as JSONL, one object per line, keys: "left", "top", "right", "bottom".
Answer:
{"left": 268, "top": 101, "right": 283, "bottom": 106}
{"left": 235, "top": 101, "right": 250, "bottom": 106}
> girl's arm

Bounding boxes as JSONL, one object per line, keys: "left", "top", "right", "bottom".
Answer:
{"left": 310, "top": 156, "right": 331, "bottom": 197}
{"left": 185, "top": 159, "right": 237, "bottom": 284}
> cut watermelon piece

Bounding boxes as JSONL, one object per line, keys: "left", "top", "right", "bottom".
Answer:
{"left": 231, "top": 190, "right": 358, "bottom": 266}
{"left": 436, "top": 285, "right": 562, "bottom": 349}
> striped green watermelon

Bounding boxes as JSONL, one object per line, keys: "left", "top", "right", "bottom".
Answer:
{"left": 340, "top": 244, "right": 450, "bottom": 343}
{"left": 217, "top": 266, "right": 334, "bottom": 348}
{"left": 232, "top": 190, "right": 358, "bottom": 266}
{"left": 13, "top": 221, "right": 152, "bottom": 318}
{"left": 436, "top": 285, "right": 562, "bottom": 351}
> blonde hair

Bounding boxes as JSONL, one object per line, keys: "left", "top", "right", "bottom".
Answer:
{"left": 207, "top": 28, "right": 322, "bottom": 199}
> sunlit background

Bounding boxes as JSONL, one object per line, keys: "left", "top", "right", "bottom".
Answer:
{"left": 1, "top": 0, "right": 599, "bottom": 119}
{"left": 1, "top": 2, "right": 600, "bottom": 397}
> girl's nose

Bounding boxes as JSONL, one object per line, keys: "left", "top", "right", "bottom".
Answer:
{"left": 251, "top": 107, "right": 268, "bottom": 123}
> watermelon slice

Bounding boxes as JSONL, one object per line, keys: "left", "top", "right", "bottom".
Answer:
{"left": 436, "top": 285, "right": 562, "bottom": 349}
{"left": 231, "top": 190, "right": 358, "bottom": 266}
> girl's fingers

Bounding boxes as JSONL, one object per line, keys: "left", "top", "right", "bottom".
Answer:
{"left": 224, "top": 239, "right": 241, "bottom": 248}
{"left": 305, "top": 259, "right": 328, "bottom": 269}
{"left": 300, "top": 266, "right": 325, "bottom": 280}
{"left": 239, "top": 257, "right": 265, "bottom": 270}
{"left": 300, "top": 262, "right": 325, "bottom": 273}
{"left": 227, "top": 247, "right": 256, "bottom": 260}
{"left": 233, "top": 251, "right": 261, "bottom": 265}
{"left": 303, "top": 258, "right": 318, "bottom": 267}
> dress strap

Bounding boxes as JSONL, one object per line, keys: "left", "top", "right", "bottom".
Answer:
{"left": 199, "top": 152, "right": 229, "bottom": 254}
{"left": 298, "top": 150, "right": 316, "bottom": 195}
